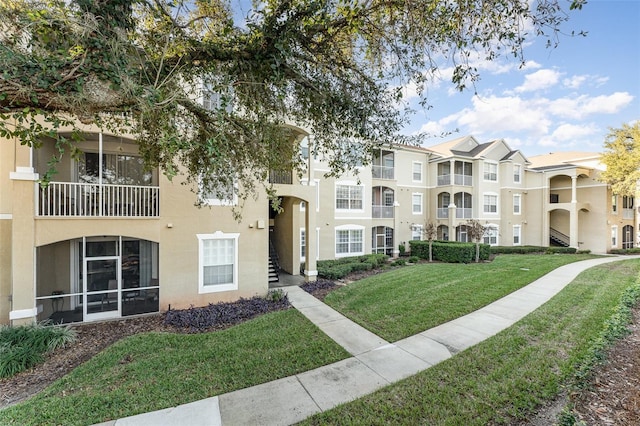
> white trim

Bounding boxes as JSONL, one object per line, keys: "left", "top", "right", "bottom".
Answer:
{"left": 197, "top": 232, "right": 240, "bottom": 293}
{"left": 412, "top": 161, "right": 423, "bottom": 183}
{"left": 513, "top": 225, "right": 522, "bottom": 246}
{"left": 304, "top": 270, "right": 318, "bottom": 277}
{"left": 10, "top": 306, "right": 42, "bottom": 320}
{"left": 513, "top": 193, "right": 522, "bottom": 215}
{"left": 335, "top": 182, "right": 365, "bottom": 212}
{"left": 411, "top": 192, "right": 423, "bottom": 215}
{"left": 10, "top": 168, "right": 39, "bottom": 181}
{"left": 335, "top": 224, "right": 365, "bottom": 257}
{"left": 483, "top": 161, "right": 498, "bottom": 182}
{"left": 0, "top": 214, "right": 12, "bottom": 220}
{"left": 483, "top": 192, "right": 499, "bottom": 214}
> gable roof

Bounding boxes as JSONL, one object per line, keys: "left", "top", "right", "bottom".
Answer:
{"left": 528, "top": 152, "right": 601, "bottom": 170}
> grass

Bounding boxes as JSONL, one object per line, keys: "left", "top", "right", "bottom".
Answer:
{"left": 0, "top": 309, "right": 350, "bottom": 426}
{"left": 324, "top": 253, "right": 598, "bottom": 341}
{"left": 301, "top": 259, "right": 640, "bottom": 425}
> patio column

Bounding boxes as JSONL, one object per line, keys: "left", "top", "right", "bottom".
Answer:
{"left": 9, "top": 171, "right": 39, "bottom": 325}
{"left": 304, "top": 188, "right": 317, "bottom": 282}
{"left": 448, "top": 203, "right": 456, "bottom": 241}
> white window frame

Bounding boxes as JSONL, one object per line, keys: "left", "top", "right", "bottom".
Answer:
{"left": 412, "top": 161, "right": 423, "bottom": 182}
{"left": 300, "top": 228, "right": 306, "bottom": 261}
{"left": 335, "top": 225, "right": 365, "bottom": 257}
{"left": 335, "top": 183, "right": 364, "bottom": 212}
{"left": 513, "top": 225, "right": 521, "bottom": 246}
{"left": 611, "top": 225, "right": 618, "bottom": 248}
{"left": 412, "top": 193, "right": 423, "bottom": 214}
{"left": 513, "top": 194, "right": 521, "bottom": 215}
{"left": 199, "top": 176, "right": 238, "bottom": 206}
{"left": 483, "top": 162, "right": 498, "bottom": 182}
{"left": 411, "top": 224, "right": 423, "bottom": 241}
{"left": 513, "top": 164, "right": 522, "bottom": 184}
{"left": 483, "top": 193, "right": 498, "bottom": 214}
{"left": 197, "top": 232, "right": 239, "bottom": 293}
{"left": 483, "top": 225, "right": 499, "bottom": 246}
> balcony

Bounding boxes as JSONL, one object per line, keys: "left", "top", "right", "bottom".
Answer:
{"left": 456, "top": 208, "right": 472, "bottom": 219}
{"left": 269, "top": 170, "right": 293, "bottom": 185}
{"left": 454, "top": 174, "right": 473, "bottom": 186}
{"left": 372, "top": 205, "right": 394, "bottom": 219}
{"left": 372, "top": 165, "right": 394, "bottom": 180}
{"left": 437, "top": 174, "right": 451, "bottom": 186}
{"left": 623, "top": 208, "right": 634, "bottom": 220}
{"left": 38, "top": 182, "right": 159, "bottom": 217}
{"left": 437, "top": 208, "right": 449, "bottom": 219}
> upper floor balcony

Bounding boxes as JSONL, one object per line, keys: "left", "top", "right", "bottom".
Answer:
{"left": 38, "top": 181, "right": 159, "bottom": 217}
{"left": 372, "top": 186, "right": 395, "bottom": 219}
{"left": 372, "top": 150, "right": 394, "bottom": 180}
{"left": 436, "top": 160, "right": 473, "bottom": 187}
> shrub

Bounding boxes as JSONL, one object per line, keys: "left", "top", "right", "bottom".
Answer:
{"left": 317, "top": 254, "right": 389, "bottom": 279}
{"left": 392, "top": 259, "right": 406, "bottom": 266}
{"left": 490, "top": 245, "right": 547, "bottom": 254}
{"left": 610, "top": 247, "right": 640, "bottom": 255}
{"left": 545, "top": 247, "right": 577, "bottom": 254}
{"left": 0, "top": 322, "right": 76, "bottom": 378}
{"left": 164, "top": 294, "right": 290, "bottom": 332}
{"left": 300, "top": 279, "right": 338, "bottom": 294}
{"left": 410, "top": 241, "right": 490, "bottom": 263}
{"left": 408, "top": 256, "right": 420, "bottom": 263}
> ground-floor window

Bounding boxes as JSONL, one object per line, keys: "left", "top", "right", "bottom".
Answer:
{"left": 437, "top": 225, "right": 449, "bottom": 241}
{"left": 456, "top": 225, "right": 469, "bottom": 242}
{"left": 336, "top": 225, "right": 364, "bottom": 256}
{"left": 483, "top": 225, "right": 499, "bottom": 245}
{"left": 513, "top": 225, "right": 522, "bottom": 246}
{"left": 198, "top": 232, "right": 239, "bottom": 293}
{"left": 611, "top": 225, "right": 618, "bottom": 248}
{"left": 411, "top": 224, "right": 423, "bottom": 241}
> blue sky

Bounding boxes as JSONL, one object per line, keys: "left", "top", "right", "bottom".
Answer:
{"left": 403, "top": 0, "right": 640, "bottom": 156}
{"left": 229, "top": 0, "right": 639, "bottom": 157}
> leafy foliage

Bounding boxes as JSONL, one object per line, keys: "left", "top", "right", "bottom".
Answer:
{"left": 300, "top": 278, "right": 339, "bottom": 295}
{"left": 316, "top": 254, "right": 389, "bottom": 279}
{"left": 0, "top": 0, "right": 586, "bottom": 213}
{"left": 600, "top": 122, "right": 640, "bottom": 197}
{"left": 0, "top": 322, "right": 76, "bottom": 378}
{"left": 164, "top": 294, "right": 290, "bottom": 332}
{"left": 409, "top": 240, "right": 490, "bottom": 263}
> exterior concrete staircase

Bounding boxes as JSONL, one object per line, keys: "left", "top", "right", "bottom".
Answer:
{"left": 268, "top": 239, "right": 280, "bottom": 283}
{"left": 549, "top": 227, "right": 570, "bottom": 247}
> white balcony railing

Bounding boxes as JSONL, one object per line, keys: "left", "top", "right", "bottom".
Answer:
{"left": 454, "top": 174, "right": 473, "bottom": 186}
{"left": 456, "top": 208, "right": 472, "bottom": 219}
{"left": 623, "top": 209, "right": 634, "bottom": 220}
{"left": 372, "top": 205, "right": 394, "bottom": 218}
{"left": 38, "top": 182, "right": 159, "bottom": 217}
{"left": 437, "top": 174, "right": 451, "bottom": 186}
{"left": 437, "top": 208, "right": 449, "bottom": 219}
{"left": 372, "top": 165, "right": 394, "bottom": 180}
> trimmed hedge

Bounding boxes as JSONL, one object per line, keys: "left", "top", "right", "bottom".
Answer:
{"left": 409, "top": 240, "right": 490, "bottom": 263}
{"left": 489, "top": 245, "right": 547, "bottom": 254}
{"left": 312, "top": 254, "right": 389, "bottom": 280}
{"left": 610, "top": 247, "right": 640, "bottom": 255}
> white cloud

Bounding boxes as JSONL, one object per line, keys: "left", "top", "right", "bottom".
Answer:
{"left": 548, "top": 92, "right": 634, "bottom": 119}
{"left": 514, "top": 69, "right": 562, "bottom": 93}
{"left": 563, "top": 75, "right": 589, "bottom": 89}
{"left": 549, "top": 123, "right": 599, "bottom": 141}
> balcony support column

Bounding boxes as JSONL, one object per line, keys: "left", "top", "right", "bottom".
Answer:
{"left": 304, "top": 190, "right": 317, "bottom": 282}
{"left": 448, "top": 203, "right": 456, "bottom": 241}
{"left": 571, "top": 176, "right": 577, "bottom": 203}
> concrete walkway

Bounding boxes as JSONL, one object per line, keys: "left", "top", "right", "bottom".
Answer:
{"left": 97, "top": 256, "right": 636, "bottom": 426}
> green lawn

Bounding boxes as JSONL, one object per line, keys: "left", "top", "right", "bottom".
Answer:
{"left": 324, "top": 254, "right": 598, "bottom": 341}
{"left": 302, "top": 259, "right": 640, "bottom": 425}
{"left": 0, "top": 309, "right": 350, "bottom": 426}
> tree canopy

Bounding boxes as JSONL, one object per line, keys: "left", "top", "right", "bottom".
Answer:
{"left": 0, "top": 0, "right": 585, "bottom": 210}
{"left": 600, "top": 122, "right": 640, "bottom": 197}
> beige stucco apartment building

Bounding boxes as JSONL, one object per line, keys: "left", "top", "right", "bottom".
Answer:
{"left": 1, "top": 127, "right": 635, "bottom": 325}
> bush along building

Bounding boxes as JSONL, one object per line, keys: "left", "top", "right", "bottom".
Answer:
{"left": 1, "top": 129, "right": 635, "bottom": 325}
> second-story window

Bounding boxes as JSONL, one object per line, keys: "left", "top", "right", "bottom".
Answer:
{"left": 514, "top": 164, "right": 522, "bottom": 183}
{"left": 612, "top": 194, "right": 618, "bottom": 213}
{"left": 336, "top": 184, "right": 364, "bottom": 210}
{"left": 484, "top": 194, "right": 498, "bottom": 213}
{"left": 623, "top": 196, "right": 634, "bottom": 209}
{"left": 412, "top": 193, "right": 423, "bottom": 214}
{"left": 78, "top": 152, "right": 153, "bottom": 186}
{"left": 483, "top": 162, "right": 497, "bottom": 181}
{"left": 513, "top": 194, "right": 521, "bottom": 214}
{"left": 412, "top": 161, "right": 422, "bottom": 182}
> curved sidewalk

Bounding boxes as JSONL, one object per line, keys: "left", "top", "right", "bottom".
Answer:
{"left": 99, "top": 256, "right": 636, "bottom": 426}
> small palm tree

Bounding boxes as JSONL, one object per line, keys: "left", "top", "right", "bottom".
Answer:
{"left": 423, "top": 221, "right": 437, "bottom": 262}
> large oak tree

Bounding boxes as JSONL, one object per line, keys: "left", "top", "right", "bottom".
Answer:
{"left": 600, "top": 122, "right": 640, "bottom": 197}
{"left": 0, "top": 0, "right": 585, "bottom": 209}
